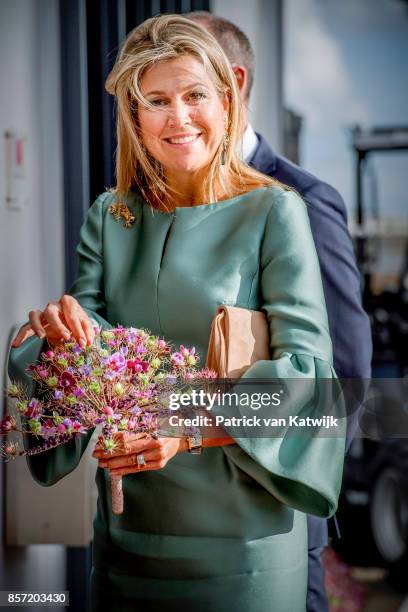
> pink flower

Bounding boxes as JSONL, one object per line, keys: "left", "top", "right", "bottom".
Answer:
{"left": 57, "top": 423, "right": 66, "bottom": 434}
{"left": 171, "top": 352, "right": 185, "bottom": 366}
{"left": 127, "top": 358, "right": 149, "bottom": 373}
{"left": 180, "top": 345, "right": 196, "bottom": 356}
{"left": 103, "top": 406, "right": 114, "bottom": 417}
{"left": 1, "top": 441, "right": 19, "bottom": 457}
{"left": 108, "top": 352, "right": 126, "bottom": 373}
{"left": 58, "top": 372, "right": 76, "bottom": 389}
{"left": 0, "top": 415, "right": 17, "bottom": 433}
{"left": 197, "top": 368, "right": 217, "bottom": 379}
{"left": 25, "top": 398, "right": 41, "bottom": 418}
{"left": 72, "top": 421, "right": 85, "bottom": 432}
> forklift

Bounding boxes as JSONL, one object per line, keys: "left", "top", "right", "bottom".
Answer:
{"left": 333, "top": 126, "right": 408, "bottom": 590}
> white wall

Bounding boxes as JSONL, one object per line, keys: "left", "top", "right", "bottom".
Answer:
{"left": 0, "top": 0, "right": 65, "bottom": 593}
{"left": 0, "top": 0, "right": 65, "bottom": 382}
{"left": 211, "top": 0, "right": 283, "bottom": 153}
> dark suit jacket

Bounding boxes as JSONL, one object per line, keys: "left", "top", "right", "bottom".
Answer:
{"left": 249, "top": 133, "right": 373, "bottom": 547}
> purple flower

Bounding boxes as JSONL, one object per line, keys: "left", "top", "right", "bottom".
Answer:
{"left": 103, "top": 370, "right": 120, "bottom": 381}
{"left": 54, "top": 390, "right": 63, "bottom": 400}
{"left": 125, "top": 329, "right": 138, "bottom": 342}
{"left": 72, "top": 387, "right": 85, "bottom": 398}
{"left": 72, "top": 344, "right": 82, "bottom": 355}
{"left": 41, "top": 423, "right": 57, "bottom": 437}
{"left": 79, "top": 364, "right": 92, "bottom": 376}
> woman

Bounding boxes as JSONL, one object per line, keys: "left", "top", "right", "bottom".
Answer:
{"left": 9, "top": 15, "right": 345, "bottom": 611}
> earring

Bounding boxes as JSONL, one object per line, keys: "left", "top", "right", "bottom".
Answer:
{"left": 221, "top": 131, "right": 230, "bottom": 166}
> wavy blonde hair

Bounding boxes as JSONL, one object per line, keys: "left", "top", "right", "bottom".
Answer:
{"left": 106, "top": 14, "right": 281, "bottom": 208}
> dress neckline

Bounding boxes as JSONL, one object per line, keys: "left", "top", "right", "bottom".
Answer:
{"left": 137, "top": 186, "right": 276, "bottom": 215}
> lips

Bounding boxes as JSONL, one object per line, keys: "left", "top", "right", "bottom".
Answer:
{"left": 163, "top": 133, "right": 202, "bottom": 145}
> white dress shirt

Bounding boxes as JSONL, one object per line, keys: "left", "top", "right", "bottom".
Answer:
{"left": 240, "top": 123, "right": 259, "bottom": 163}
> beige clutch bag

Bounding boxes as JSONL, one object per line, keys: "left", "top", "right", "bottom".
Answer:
{"left": 205, "top": 305, "right": 270, "bottom": 378}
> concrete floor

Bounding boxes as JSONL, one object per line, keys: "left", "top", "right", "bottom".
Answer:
{"left": 324, "top": 548, "right": 407, "bottom": 611}
{"left": 353, "top": 567, "right": 405, "bottom": 612}
{"left": 353, "top": 568, "right": 408, "bottom": 612}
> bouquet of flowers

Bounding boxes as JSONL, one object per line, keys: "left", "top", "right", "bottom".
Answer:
{"left": 1, "top": 325, "right": 216, "bottom": 514}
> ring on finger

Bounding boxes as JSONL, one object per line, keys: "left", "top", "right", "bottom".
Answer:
{"left": 136, "top": 453, "right": 146, "bottom": 467}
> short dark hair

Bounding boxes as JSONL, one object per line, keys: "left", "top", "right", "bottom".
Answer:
{"left": 185, "top": 11, "right": 255, "bottom": 100}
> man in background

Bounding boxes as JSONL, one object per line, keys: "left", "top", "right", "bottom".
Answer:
{"left": 187, "top": 11, "right": 373, "bottom": 612}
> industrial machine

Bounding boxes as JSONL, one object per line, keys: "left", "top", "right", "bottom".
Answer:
{"left": 334, "top": 126, "right": 408, "bottom": 591}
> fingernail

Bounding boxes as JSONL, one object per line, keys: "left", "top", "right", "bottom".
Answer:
{"left": 79, "top": 338, "right": 86, "bottom": 348}
{"left": 38, "top": 332, "right": 45, "bottom": 339}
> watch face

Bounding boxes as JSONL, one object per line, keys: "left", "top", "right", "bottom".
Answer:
{"left": 188, "top": 434, "right": 203, "bottom": 453}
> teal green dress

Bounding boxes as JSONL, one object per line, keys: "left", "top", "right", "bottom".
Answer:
{"left": 9, "top": 186, "right": 345, "bottom": 612}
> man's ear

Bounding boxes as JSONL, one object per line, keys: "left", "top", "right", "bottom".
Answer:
{"left": 231, "top": 64, "right": 248, "bottom": 101}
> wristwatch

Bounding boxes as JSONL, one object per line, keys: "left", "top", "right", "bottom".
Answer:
{"left": 186, "top": 427, "right": 203, "bottom": 455}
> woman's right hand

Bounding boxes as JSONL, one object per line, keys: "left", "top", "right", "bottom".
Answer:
{"left": 11, "top": 295, "right": 96, "bottom": 349}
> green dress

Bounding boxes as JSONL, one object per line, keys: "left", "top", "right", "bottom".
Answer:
{"left": 9, "top": 186, "right": 345, "bottom": 612}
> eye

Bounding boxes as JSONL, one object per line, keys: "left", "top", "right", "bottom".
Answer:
{"left": 187, "top": 91, "right": 208, "bottom": 103}
{"left": 150, "top": 98, "right": 168, "bottom": 107}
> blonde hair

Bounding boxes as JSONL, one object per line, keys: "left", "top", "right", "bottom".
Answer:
{"left": 106, "top": 13, "right": 281, "bottom": 209}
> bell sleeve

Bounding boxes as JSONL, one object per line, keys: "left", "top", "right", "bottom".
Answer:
{"left": 219, "top": 189, "right": 346, "bottom": 518}
{"left": 8, "top": 193, "right": 112, "bottom": 486}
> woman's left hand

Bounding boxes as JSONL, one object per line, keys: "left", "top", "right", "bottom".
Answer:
{"left": 92, "top": 431, "right": 187, "bottom": 476}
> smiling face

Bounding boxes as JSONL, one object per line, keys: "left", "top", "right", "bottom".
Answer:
{"left": 137, "top": 55, "right": 229, "bottom": 179}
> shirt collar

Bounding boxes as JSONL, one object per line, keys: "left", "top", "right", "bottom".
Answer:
{"left": 240, "top": 123, "right": 259, "bottom": 162}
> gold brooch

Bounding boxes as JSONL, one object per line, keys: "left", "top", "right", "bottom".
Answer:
{"left": 108, "top": 203, "right": 135, "bottom": 228}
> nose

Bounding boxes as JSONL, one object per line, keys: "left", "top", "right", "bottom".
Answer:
{"left": 167, "top": 99, "right": 191, "bottom": 128}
